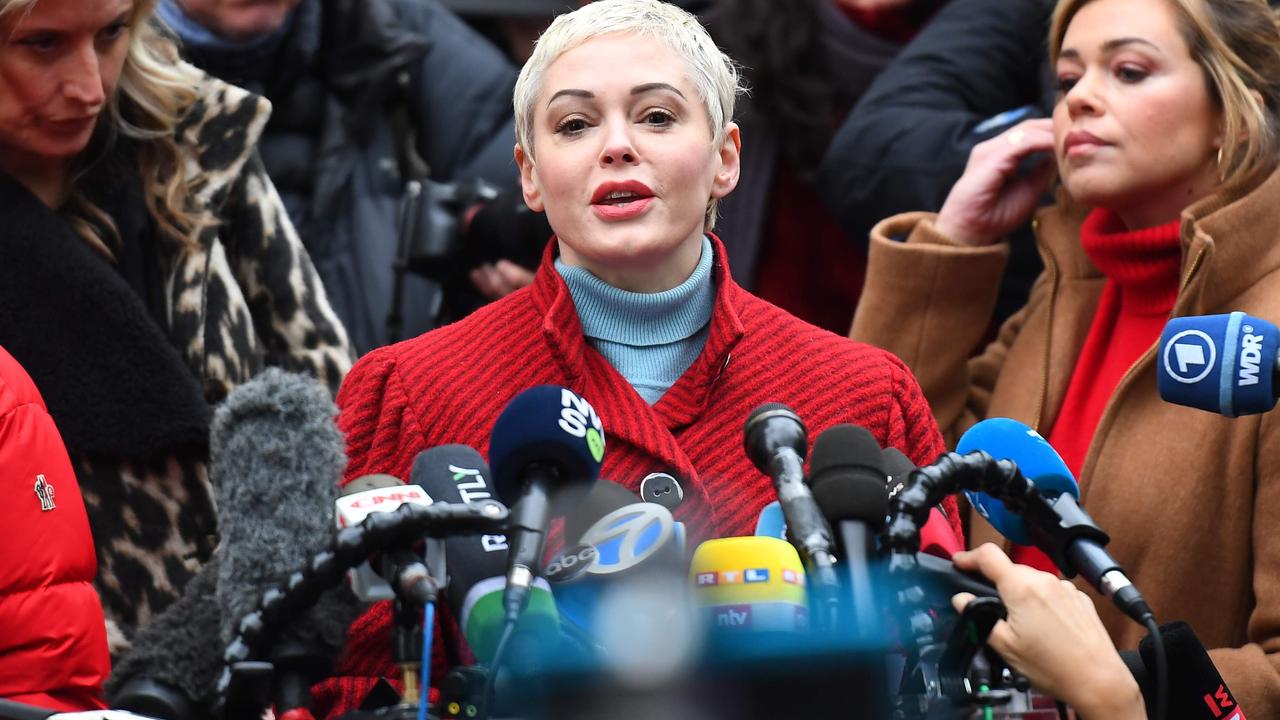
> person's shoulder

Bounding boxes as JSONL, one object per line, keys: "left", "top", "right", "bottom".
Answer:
{"left": 0, "top": 345, "right": 42, "bottom": 419}
{"left": 172, "top": 63, "right": 272, "bottom": 179}
{"left": 734, "top": 290, "right": 908, "bottom": 377}
{"left": 347, "top": 289, "right": 541, "bottom": 385}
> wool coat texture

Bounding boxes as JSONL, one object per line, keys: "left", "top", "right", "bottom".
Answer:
{"left": 313, "top": 235, "right": 961, "bottom": 718}
{"left": 852, "top": 165, "right": 1280, "bottom": 715}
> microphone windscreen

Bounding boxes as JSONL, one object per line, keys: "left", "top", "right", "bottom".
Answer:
{"left": 105, "top": 558, "right": 222, "bottom": 709}
{"left": 1138, "top": 621, "right": 1247, "bottom": 720}
{"left": 809, "top": 424, "right": 889, "bottom": 525}
{"left": 881, "top": 447, "right": 916, "bottom": 489}
{"left": 563, "top": 480, "right": 640, "bottom": 546}
{"left": 1158, "top": 312, "right": 1278, "bottom": 417}
{"left": 207, "top": 368, "right": 352, "bottom": 647}
{"left": 689, "top": 537, "right": 808, "bottom": 634}
{"left": 458, "top": 576, "right": 559, "bottom": 665}
{"left": 488, "top": 385, "right": 604, "bottom": 504}
{"left": 955, "top": 417, "right": 1079, "bottom": 545}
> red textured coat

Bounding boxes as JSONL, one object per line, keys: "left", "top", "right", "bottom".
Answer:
{"left": 0, "top": 344, "right": 108, "bottom": 711}
{"left": 314, "top": 236, "right": 959, "bottom": 716}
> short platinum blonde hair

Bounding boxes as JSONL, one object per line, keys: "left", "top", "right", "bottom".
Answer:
{"left": 513, "top": 0, "right": 742, "bottom": 157}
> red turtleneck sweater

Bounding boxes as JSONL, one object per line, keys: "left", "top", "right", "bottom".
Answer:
{"left": 1013, "top": 208, "right": 1182, "bottom": 572}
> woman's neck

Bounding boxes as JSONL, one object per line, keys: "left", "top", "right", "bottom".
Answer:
{"left": 1112, "top": 160, "right": 1220, "bottom": 231}
{"left": 558, "top": 231, "right": 705, "bottom": 293}
{"left": 0, "top": 150, "right": 68, "bottom": 208}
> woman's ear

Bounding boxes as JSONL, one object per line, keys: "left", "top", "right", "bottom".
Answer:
{"left": 515, "top": 143, "right": 545, "bottom": 212}
{"left": 710, "top": 122, "right": 742, "bottom": 200}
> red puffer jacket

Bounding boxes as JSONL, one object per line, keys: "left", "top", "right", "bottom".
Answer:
{"left": 0, "top": 344, "right": 108, "bottom": 710}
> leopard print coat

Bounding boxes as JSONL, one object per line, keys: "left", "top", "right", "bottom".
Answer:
{"left": 78, "top": 74, "right": 354, "bottom": 653}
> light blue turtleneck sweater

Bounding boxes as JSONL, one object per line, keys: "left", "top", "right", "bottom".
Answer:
{"left": 555, "top": 237, "right": 716, "bottom": 405}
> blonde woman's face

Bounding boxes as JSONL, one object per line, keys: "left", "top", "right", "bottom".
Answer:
{"left": 1053, "top": 0, "right": 1223, "bottom": 227}
{"left": 0, "top": 0, "right": 132, "bottom": 170}
{"left": 515, "top": 32, "right": 741, "bottom": 292}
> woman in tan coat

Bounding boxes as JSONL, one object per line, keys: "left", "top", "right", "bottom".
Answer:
{"left": 852, "top": 0, "right": 1280, "bottom": 713}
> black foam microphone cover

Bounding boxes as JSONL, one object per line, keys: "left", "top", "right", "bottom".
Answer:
{"left": 406, "top": 445, "right": 507, "bottom": 615}
{"left": 106, "top": 559, "right": 220, "bottom": 716}
{"left": 488, "top": 385, "right": 604, "bottom": 505}
{"left": 1138, "top": 621, "right": 1245, "bottom": 720}
{"left": 809, "top": 424, "right": 890, "bottom": 526}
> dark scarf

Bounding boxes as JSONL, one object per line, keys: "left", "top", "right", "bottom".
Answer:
{"left": 0, "top": 154, "right": 210, "bottom": 458}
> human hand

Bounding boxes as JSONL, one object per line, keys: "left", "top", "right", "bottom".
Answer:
{"left": 935, "top": 119, "right": 1056, "bottom": 247}
{"left": 470, "top": 260, "right": 535, "bottom": 300}
{"left": 951, "top": 544, "right": 1145, "bottom": 719}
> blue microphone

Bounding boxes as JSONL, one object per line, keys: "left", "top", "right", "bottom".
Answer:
{"left": 956, "top": 417, "right": 1078, "bottom": 546}
{"left": 488, "top": 386, "right": 603, "bottom": 626}
{"left": 1157, "top": 311, "right": 1280, "bottom": 416}
{"left": 958, "top": 418, "right": 1153, "bottom": 624}
{"left": 754, "top": 501, "right": 787, "bottom": 540}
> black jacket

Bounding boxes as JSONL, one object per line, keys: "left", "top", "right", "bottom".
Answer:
{"left": 817, "top": 0, "right": 1054, "bottom": 322}
{"left": 181, "top": 0, "right": 521, "bottom": 354}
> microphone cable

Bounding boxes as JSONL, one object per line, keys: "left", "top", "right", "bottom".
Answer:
{"left": 885, "top": 449, "right": 1168, "bottom": 720}
{"left": 1142, "top": 614, "right": 1168, "bottom": 720}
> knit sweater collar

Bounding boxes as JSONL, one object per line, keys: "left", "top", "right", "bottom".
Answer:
{"left": 1079, "top": 208, "right": 1182, "bottom": 315}
{"left": 553, "top": 236, "right": 715, "bottom": 346}
{"left": 529, "top": 233, "right": 747, "bottom": 429}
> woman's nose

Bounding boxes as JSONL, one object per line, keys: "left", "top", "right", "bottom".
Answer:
{"left": 599, "top": 121, "right": 638, "bottom": 166}
{"left": 1065, "top": 71, "right": 1102, "bottom": 118}
{"left": 62, "top": 44, "right": 107, "bottom": 109}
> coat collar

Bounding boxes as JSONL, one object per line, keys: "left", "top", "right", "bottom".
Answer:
{"left": 1033, "top": 164, "right": 1280, "bottom": 314}
{"left": 529, "top": 233, "right": 748, "bottom": 430}
{"left": 174, "top": 68, "right": 274, "bottom": 211}
{"left": 0, "top": 175, "right": 211, "bottom": 457}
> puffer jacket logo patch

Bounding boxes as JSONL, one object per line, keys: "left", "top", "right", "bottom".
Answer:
{"left": 34, "top": 474, "right": 56, "bottom": 511}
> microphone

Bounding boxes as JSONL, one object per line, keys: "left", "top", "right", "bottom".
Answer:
{"left": 880, "top": 447, "right": 964, "bottom": 558}
{"left": 955, "top": 417, "right": 1078, "bottom": 546}
{"left": 407, "top": 445, "right": 560, "bottom": 666}
{"left": 108, "top": 370, "right": 358, "bottom": 718}
{"left": 689, "top": 537, "right": 809, "bottom": 642}
{"left": 957, "top": 418, "right": 1153, "bottom": 625}
{"left": 1123, "top": 622, "right": 1248, "bottom": 720}
{"left": 548, "top": 481, "right": 684, "bottom": 644}
{"left": 1158, "top": 312, "right": 1279, "bottom": 416}
{"left": 335, "top": 474, "right": 439, "bottom": 604}
{"left": 807, "top": 424, "right": 887, "bottom": 641}
{"left": 753, "top": 501, "right": 787, "bottom": 540}
{"left": 488, "top": 386, "right": 602, "bottom": 624}
{"left": 742, "top": 403, "right": 839, "bottom": 626}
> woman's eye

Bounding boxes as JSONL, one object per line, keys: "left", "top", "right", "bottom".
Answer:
{"left": 18, "top": 34, "right": 58, "bottom": 52}
{"left": 1115, "top": 65, "right": 1148, "bottom": 83}
{"left": 102, "top": 22, "right": 129, "bottom": 41}
{"left": 642, "top": 110, "right": 674, "bottom": 126}
{"left": 554, "top": 118, "right": 589, "bottom": 135}
{"left": 1055, "top": 76, "right": 1079, "bottom": 95}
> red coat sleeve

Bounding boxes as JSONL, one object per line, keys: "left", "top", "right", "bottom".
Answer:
{"left": 0, "top": 345, "right": 108, "bottom": 711}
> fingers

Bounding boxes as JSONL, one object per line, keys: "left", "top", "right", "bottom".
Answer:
{"left": 952, "top": 543, "right": 1017, "bottom": 583}
{"left": 950, "top": 591, "right": 976, "bottom": 614}
{"left": 470, "top": 260, "right": 536, "bottom": 300}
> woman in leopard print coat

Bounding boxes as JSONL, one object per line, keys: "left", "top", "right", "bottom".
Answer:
{"left": 0, "top": 0, "right": 353, "bottom": 653}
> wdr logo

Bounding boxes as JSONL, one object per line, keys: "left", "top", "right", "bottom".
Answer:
{"left": 1163, "top": 329, "right": 1216, "bottom": 384}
